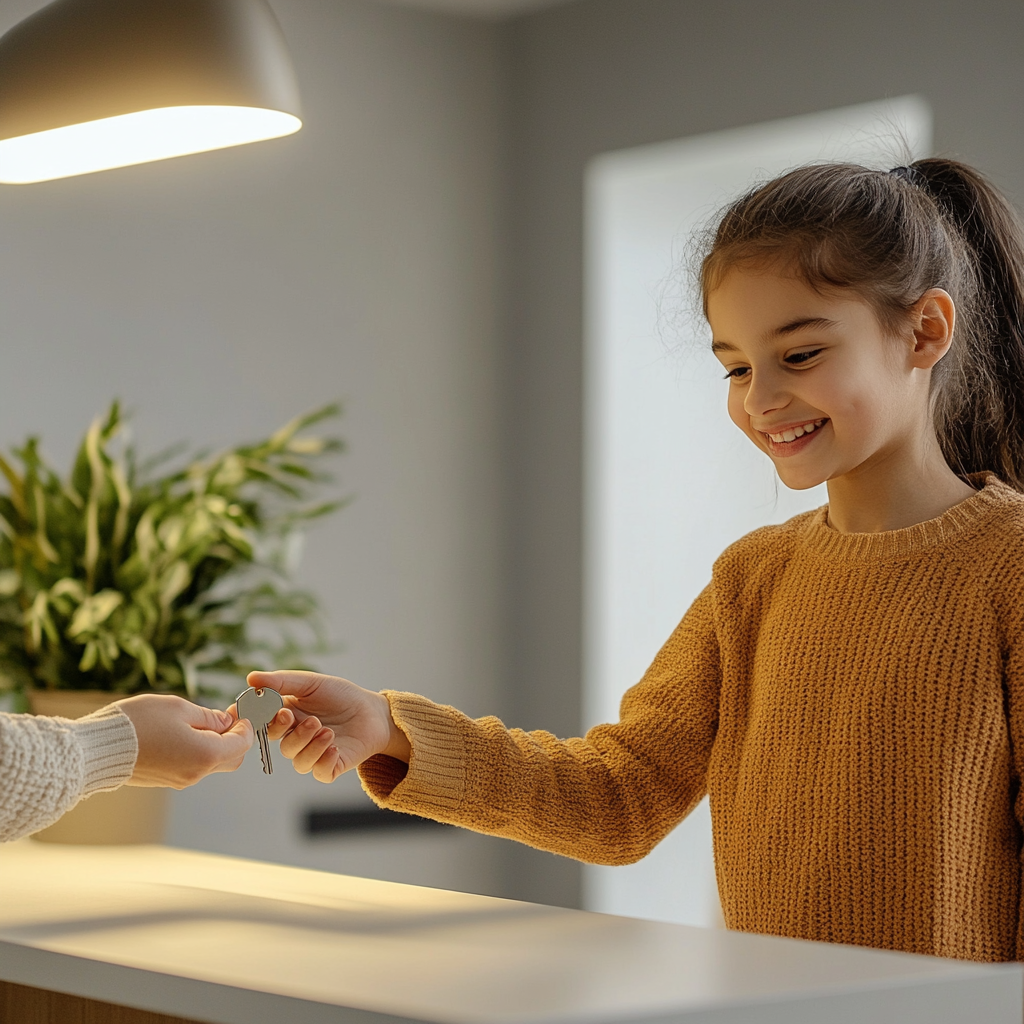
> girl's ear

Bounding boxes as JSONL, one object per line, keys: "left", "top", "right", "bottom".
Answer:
{"left": 909, "top": 288, "right": 956, "bottom": 369}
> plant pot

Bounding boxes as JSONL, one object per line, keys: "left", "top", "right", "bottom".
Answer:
{"left": 27, "top": 690, "right": 168, "bottom": 846}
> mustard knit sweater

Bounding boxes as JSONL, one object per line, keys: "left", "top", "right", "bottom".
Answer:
{"left": 359, "top": 474, "right": 1024, "bottom": 962}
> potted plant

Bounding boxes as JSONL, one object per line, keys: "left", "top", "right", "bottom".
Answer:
{"left": 0, "top": 402, "right": 343, "bottom": 842}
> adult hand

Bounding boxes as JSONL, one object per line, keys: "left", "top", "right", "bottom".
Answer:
{"left": 239, "top": 671, "right": 410, "bottom": 784}
{"left": 115, "top": 693, "right": 253, "bottom": 789}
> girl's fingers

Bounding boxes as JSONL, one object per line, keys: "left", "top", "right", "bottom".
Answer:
{"left": 312, "top": 746, "right": 342, "bottom": 784}
{"left": 279, "top": 715, "right": 327, "bottom": 760}
{"left": 265, "top": 707, "right": 296, "bottom": 741}
{"left": 247, "top": 670, "right": 340, "bottom": 701}
{"left": 290, "top": 727, "right": 337, "bottom": 775}
{"left": 268, "top": 706, "right": 342, "bottom": 779}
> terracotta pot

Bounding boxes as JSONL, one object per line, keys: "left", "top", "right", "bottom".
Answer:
{"left": 27, "top": 690, "right": 168, "bottom": 846}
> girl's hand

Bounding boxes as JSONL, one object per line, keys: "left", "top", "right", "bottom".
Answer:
{"left": 240, "top": 670, "right": 411, "bottom": 784}
{"left": 116, "top": 694, "right": 253, "bottom": 789}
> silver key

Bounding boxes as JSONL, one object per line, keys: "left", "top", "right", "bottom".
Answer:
{"left": 236, "top": 686, "right": 284, "bottom": 775}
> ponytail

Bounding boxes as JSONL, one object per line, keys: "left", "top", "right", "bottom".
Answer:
{"left": 701, "top": 157, "right": 1024, "bottom": 490}
{"left": 910, "top": 159, "right": 1024, "bottom": 491}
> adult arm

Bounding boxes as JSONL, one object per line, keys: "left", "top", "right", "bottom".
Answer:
{"left": 0, "top": 704, "right": 136, "bottom": 843}
{"left": 0, "top": 695, "right": 252, "bottom": 843}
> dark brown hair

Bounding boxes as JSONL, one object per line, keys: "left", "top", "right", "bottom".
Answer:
{"left": 700, "top": 158, "right": 1024, "bottom": 490}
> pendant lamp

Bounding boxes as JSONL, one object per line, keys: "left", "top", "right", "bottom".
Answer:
{"left": 0, "top": 0, "right": 302, "bottom": 184}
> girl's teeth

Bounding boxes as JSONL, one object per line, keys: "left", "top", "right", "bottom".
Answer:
{"left": 768, "top": 419, "right": 823, "bottom": 444}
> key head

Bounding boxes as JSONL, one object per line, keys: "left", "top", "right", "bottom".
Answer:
{"left": 236, "top": 686, "right": 284, "bottom": 731}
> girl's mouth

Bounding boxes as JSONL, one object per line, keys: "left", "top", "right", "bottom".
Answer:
{"left": 760, "top": 418, "right": 828, "bottom": 458}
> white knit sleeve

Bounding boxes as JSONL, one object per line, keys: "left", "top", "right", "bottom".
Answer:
{"left": 0, "top": 705, "right": 138, "bottom": 843}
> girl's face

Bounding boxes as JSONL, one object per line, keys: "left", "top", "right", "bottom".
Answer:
{"left": 706, "top": 265, "right": 941, "bottom": 492}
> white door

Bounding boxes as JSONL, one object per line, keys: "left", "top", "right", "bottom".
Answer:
{"left": 583, "top": 97, "right": 932, "bottom": 927}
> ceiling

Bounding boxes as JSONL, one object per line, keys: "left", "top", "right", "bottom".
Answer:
{"left": 379, "top": 0, "right": 570, "bottom": 17}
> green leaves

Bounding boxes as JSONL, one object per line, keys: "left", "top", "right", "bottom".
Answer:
{"left": 0, "top": 402, "right": 343, "bottom": 697}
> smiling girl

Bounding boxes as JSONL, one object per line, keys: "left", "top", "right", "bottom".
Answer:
{"left": 249, "top": 157, "right": 1024, "bottom": 962}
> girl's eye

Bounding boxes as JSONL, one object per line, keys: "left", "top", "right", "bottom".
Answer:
{"left": 785, "top": 349, "right": 823, "bottom": 365}
{"left": 723, "top": 367, "right": 750, "bottom": 380}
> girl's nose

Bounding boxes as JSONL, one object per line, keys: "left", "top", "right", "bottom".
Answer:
{"left": 744, "top": 369, "right": 789, "bottom": 419}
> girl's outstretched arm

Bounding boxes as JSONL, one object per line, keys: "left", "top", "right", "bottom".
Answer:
{"left": 253, "top": 585, "right": 721, "bottom": 866}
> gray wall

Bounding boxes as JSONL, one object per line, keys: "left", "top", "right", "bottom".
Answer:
{"left": 0, "top": 0, "right": 517, "bottom": 897}
{"left": 500, "top": 0, "right": 1024, "bottom": 906}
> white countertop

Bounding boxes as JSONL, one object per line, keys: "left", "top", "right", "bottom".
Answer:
{"left": 0, "top": 840, "right": 1018, "bottom": 1024}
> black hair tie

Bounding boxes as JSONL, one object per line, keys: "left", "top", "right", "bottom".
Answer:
{"left": 889, "top": 164, "right": 929, "bottom": 190}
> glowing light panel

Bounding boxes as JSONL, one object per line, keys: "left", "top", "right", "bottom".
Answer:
{"left": 0, "top": 105, "right": 302, "bottom": 183}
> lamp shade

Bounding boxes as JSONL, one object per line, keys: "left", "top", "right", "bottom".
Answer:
{"left": 0, "top": 0, "right": 302, "bottom": 183}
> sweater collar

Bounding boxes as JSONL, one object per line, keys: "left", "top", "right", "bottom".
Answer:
{"left": 799, "top": 473, "right": 1014, "bottom": 561}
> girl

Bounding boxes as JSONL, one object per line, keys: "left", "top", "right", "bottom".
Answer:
{"left": 250, "top": 157, "right": 1024, "bottom": 963}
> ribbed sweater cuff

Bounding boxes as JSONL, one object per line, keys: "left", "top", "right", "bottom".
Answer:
{"left": 71, "top": 705, "right": 138, "bottom": 796}
{"left": 358, "top": 691, "right": 466, "bottom": 817}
